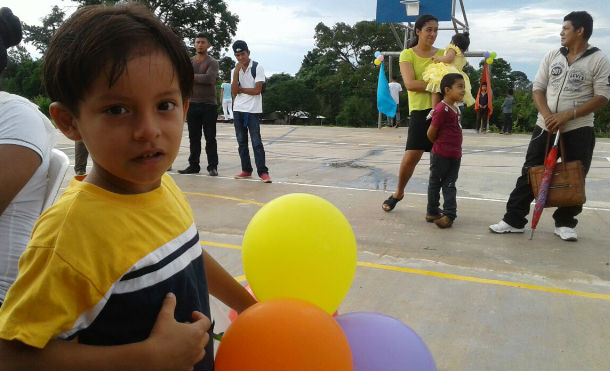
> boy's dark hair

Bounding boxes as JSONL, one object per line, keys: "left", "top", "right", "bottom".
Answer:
{"left": 451, "top": 32, "right": 470, "bottom": 52}
{"left": 564, "top": 11, "right": 593, "bottom": 41}
{"left": 439, "top": 73, "right": 464, "bottom": 97}
{"left": 0, "top": 7, "right": 22, "bottom": 73}
{"left": 43, "top": 4, "right": 193, "bottom": 115}
{"left": 195, "top": 32, "right": 211, "bottom": 44}
{"left": 508, "top": 88, "right": 514, "bottom": 95}
{"left": 407, "top": 14, "right": 438, "bottom": 48}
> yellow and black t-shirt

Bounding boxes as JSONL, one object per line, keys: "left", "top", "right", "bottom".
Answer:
{"left": 0, "top": 174, "right": 213, "bottom": 370}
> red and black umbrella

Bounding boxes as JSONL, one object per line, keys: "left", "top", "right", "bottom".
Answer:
{"left": 530, "top": 132, "right": 561, "bottom": 239}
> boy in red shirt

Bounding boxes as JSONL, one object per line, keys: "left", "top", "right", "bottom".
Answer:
{"left": 426, "top": 73, "right": 465, "bottom": 228}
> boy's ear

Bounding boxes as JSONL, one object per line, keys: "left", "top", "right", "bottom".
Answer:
{"left": 182, "top": 99, "right": 190, "bottom": 122}
{"left": 49, "top": 102, "right": 82, "bottom": 141}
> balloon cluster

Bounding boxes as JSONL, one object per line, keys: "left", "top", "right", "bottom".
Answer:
{"left": 374, "top": 50, "right": 385, "bottom": 66}
{"left": 215, "top": 193, "right": 436, "bottom": 371}
{"left": 483, "top": 51, "right": 497, "bottom": 64}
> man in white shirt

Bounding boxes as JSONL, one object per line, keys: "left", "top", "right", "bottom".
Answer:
{"left": 388, "top": 77, "right": 403, "bottom": 127}
{"left": 231, "top": 40, "right": 271, "bottom": 183}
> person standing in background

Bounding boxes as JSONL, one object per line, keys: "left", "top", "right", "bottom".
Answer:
{"left": 501, "top": 89, "right": 515, "bottom": 134}
{"left": 220, "top": 77, "right": 233, "bottom": 120}
{"left": 388, "top": 76, "right": 403, "bottom": 127}
{"left": 179, "top": 32, "right": 219, "bottom": 176}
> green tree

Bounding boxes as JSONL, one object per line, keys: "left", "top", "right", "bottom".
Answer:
{"left": 0, "top": 46, "right": 43, "bottom": 99}
{"left": 22, "top": 6, "right": 66, "bottom": 55}
{"left": 72, "top": 0, "right": 239, "bottom": 53}
{"left": 263, "top": 75, "right": 318, "bottom": 124}
{"left": 296, "top": 20, "right": 406, "bottom": 125}
{"left": 218, "top": 56, "right": 235, "bottom": 81}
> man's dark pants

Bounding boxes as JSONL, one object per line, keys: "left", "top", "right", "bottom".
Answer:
{"left": 503, "top": 126, "right": 595, "bottom": 229}
{"left": 233, "top": 111, "right": 268, "bottom": 176}
{"left": 186, "top": 103, "right": 218, "bottom": 172}
{"left": 503, "top": 113, "right": 513, "bottom": 133}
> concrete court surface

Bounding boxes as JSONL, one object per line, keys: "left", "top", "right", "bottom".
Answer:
{"left": 55, "top": 122, "right": 610, "bottom": 371}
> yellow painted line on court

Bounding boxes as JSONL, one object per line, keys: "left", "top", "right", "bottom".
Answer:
{"left": 184, "top": 191, "right": 264, "bottom": 206}
{"left": 201, "top": 241, "right": 242, "bottom": 250}
{"left": 201, "top": 240, "right": 610, "bottom": 302}
{"left": 356, "top": 262, "right": 610, "bottom": 301}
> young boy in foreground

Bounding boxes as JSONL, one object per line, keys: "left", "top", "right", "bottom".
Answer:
{"left": 0, "top": 5, "right": 255, "bottom": 370}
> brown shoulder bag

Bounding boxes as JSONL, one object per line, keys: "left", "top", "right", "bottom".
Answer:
{"left": 528, "top": 133, "right": 586, "bottom": 208}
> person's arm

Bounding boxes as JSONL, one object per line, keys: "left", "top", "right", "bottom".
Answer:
{"left": 202, "top": 251, "right": 257, "bottom": 313}
{"left": 235, "top": 82, "right": 263, "bottom": 96}
{"left": 0, "top": 293, "right": 210, "bottom": 371}
{"left": 427, "top": 124, "right": 439, "bottom": 142}
{"left": 431, "top": 48, "right": 456, "bottom": 64}
{"left": 0, "top": 145, "right": 41, "bottom": 215}
{"left": 193, "top": 60, "right": 219, "bottom": 86}
{"left": 231, "top": 68, "right": 240, "bottom": 100}
{"left": 399, "top": 61, "right": 427, "bottom": 93}
{"left": 538, "top": 92, "right": 608, "bottom": 133}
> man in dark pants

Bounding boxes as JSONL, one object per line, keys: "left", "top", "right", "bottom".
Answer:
{"left": 489, "top": 11, "right": 610, "bottom": 241}
{"left": 178, "top": 32, "right": 219, "bottom": 176}
{"left": 501, "top": 89, "right": 515, "bottom": 134}
{"left": 230, "top": 40, "right": 271, "bottom": 183}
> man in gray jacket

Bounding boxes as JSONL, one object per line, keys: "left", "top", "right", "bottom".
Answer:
{"left": 489, "top": 11, "right": 610, "bottom": 241}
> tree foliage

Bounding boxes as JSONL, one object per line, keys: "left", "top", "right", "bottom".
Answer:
{"left": 70, "top": 0, "right": 239, "bottom": 55}
{"left": 22, "top": 6, "right": 66, "bottom": 55}
{"left": 263, "top": 75, "right": 318, "bottom": 124}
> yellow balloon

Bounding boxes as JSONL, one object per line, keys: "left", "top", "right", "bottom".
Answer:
{"left": 374, "top": 59, "right": 381, "bottom": 66}
{"left": 242, "top": 193, "right": 357, "bottom": 314}
{"left": 486, "top": 57, "right": 494, "bottom": 65}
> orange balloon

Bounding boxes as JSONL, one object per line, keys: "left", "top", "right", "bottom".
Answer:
{"left": 215, "top": 298, "right": 353, "bottom": 371}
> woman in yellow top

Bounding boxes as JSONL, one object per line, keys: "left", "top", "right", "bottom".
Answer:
{"left": 382, "top": 14, "right": 443, "bottom": 212}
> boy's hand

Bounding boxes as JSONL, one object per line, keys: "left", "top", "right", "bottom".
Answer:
{"left": 146, "top": 293, "right": 211, "bottom": 371}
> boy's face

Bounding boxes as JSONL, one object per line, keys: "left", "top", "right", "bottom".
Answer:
{"left": 52, "top": 52, "right": 188, "bottom": 194}
{"left": 445, "top": 78, "right": 466, "bottom": 103}
{"left": 234, "top": 50, "right": 250, "bottom": 66}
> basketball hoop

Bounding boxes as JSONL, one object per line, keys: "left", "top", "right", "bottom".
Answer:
{"left": 400, "top": 0, "right": 420, "bottom": 17}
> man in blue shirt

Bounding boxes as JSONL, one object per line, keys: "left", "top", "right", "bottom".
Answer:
{"left": 220, "top": 78, "right": 233, "bottom": 120}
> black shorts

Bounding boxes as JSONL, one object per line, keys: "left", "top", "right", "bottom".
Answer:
{"left": 405, "top": 109, "right": 433, "bottom": 151}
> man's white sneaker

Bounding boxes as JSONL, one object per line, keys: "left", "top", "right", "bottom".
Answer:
{"left": 554, "top": 227, "right": 578, "bottom": 241}
{"left": 489, "top": 220, "right": 524, "bottom": 234}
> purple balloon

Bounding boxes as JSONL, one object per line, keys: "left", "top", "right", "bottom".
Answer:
{"left": 336, "top": 312, "right": 436, "bottom": 371}
{"left": 483, "top": 51, "right": 490, "bottom": 59}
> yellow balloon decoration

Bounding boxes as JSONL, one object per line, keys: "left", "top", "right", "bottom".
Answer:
{"left": 374, "top": 59, "right": 381, "bottom": 66}
{"left": 242, "top": 193, "right": 357, "bottom": 314}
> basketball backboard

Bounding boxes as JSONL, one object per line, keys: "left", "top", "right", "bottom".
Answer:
{"left": 376, "top": 0, "right": 453, "bottom": 23}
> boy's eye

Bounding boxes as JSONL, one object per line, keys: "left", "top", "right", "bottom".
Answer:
{"left": 106, "top": 106, "right": 127, "bottom": 115}
{"left": 158, "top": 101, "right": 176, "bottom": 111}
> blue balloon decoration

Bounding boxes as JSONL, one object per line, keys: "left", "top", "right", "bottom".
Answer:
{"left": 374, "top": 51, "right": 382, "bottom": 58}
{"left": 483, "top": 51, "right": 490, "bottom": 59}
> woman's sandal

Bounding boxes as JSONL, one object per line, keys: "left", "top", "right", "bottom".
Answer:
{"left": 382, "top": 195, "right": 404, "bottom": 212}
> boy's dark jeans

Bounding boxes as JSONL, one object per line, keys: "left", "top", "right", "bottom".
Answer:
{"left": 427, "top": 153, "right": 461, "bottom": 220}
{"left": 503, "top": 126, "right": 595, "bottom": 229}
{"left": 233, "top": 111, "right": 268, "bottom": 176}
{"left": 186, "top": 103, "right": 218, "bottom": 172}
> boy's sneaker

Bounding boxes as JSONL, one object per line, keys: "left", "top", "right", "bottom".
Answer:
{"left": 260, "top": 173, "right": 272, "bottom": 183}
{"left": 434, "top": 216, "right": 453, "bottom": 228}
{"left": 425, "top": 214, "right": 442, "bottom": 223}
{"left": 234, "top": 171, "right": 252, "bottom": 179}
{"left": 489, "top": 220, "right": 524, "bottom": 234}
{"left": 208, "top": 168, "right": 218, "bottom": 176}
{"left": 554, "top": 227, "right": 578, "bottom": 241}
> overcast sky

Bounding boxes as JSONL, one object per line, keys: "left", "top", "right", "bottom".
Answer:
{"left": 4, "top": 0, "right": 610, "bottom": 80}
